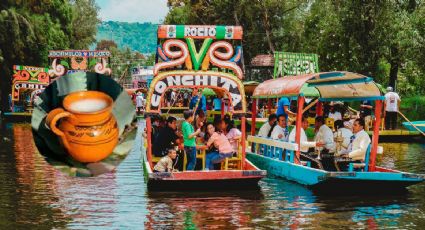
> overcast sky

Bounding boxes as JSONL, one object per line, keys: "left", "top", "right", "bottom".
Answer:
{"left": 95, "top": 0, "right": 169, "bottom": 23}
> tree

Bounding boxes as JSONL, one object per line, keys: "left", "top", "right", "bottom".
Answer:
{"left": 96, "top": 39, "right": 118, "bottom": 50}
{"left": 69, "top": 0, "right": 100, "bottom": 49}
{"left": 0, "top": 0, "right": 99, "bottom": 112}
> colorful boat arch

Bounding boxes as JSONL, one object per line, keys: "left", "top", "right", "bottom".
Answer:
{"left": 145, "top": 70, "right": 246, "bottom": 114}
{"left": 11, "top": 65, "right": 50, "bottom": 102}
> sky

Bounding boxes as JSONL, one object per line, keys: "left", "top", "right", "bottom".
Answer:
{"left": 95, "top": 0, "right": 169, "bottom": 23}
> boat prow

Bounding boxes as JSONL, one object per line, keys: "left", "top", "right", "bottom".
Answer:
{"left": 142, "top": 158, "right": 266, "bottom": 191}
{"left": 246, "top": 152, "right": 424, "bottom": 195}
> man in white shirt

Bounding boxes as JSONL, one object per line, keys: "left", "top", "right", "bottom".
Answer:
{"left": 328, "top": 104, "right": 342, "bottom": 122}
{"left": 289, "top": 116, "right": 324, "bottom": 153}
{"left": 136, "top": 92, "right": 145, "bottom": 115}
{"left": 258, "top": 114, "right": 277, "bottom": 137}
{"left": 271, "top": 114, "right": 288, "bottom": 140}
{"left": 314, "top": 116, "right": 335, "bottom": 154}
{"left": 384, "top": 86, "right": 401, "bottom": 130}
{"left": 339, "top": 118, "right": 371, "bottom": 161}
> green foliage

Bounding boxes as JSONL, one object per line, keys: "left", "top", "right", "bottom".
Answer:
{"left": 0, "top": 0, "right": 98, "bottom": 111}
{"left": 164, "top": 0, "right": 425, "bottom": 96}
{"left": 96, "top": 21, "right": 157, "bottom": 54}
{"left": 400, "top": 96, "right": 425, "bottom": 121}
{"left": 70, "top": 0, "right": 100, "bottom": 49}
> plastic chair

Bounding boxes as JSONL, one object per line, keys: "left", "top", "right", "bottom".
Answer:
{"left": 349, "top": 145, "right": 371, "bottom": 172}
{"left": 222, "top": 140, "right": 242, "bottom": 170}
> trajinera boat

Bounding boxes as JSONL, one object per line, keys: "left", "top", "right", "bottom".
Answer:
{"left": 141, "top": 25, "right": 266, "bottom": 191}
{"left": 246, "top": 71, "right": 425, "bottom": 194}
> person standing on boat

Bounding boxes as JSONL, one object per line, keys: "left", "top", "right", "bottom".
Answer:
{"left": 288, "top": 116, "right": 324, "bottom": 153}
{"left": 276, "top": 97, "right": 296, "bottom": 121}
{"left": 258, "top": 114, "right": 277, "bottom": 137}
{"left": 189, "top": 89, "right": 206, "bottom": 115}
{"left": 339, "top": 118, "right": 371, "bottom": 161}
{"left": 135, "top": 92, "right": 145, "bottom": 115}
{"left": 384, "top": 86, "right": 401, "bottom": 130}
{"left": 182, "top": 110, "right": 202, "bottom": 170}
{"left": 271, "top": 114, "right": 288, "bottom": 141}
{"left": 152, "top": 116, "right": 180, "bottom": 157}
{"left": 314, "top": 116, "right": 335, "bottom": 154}
{"left": 360, "top": 100, "right": 373, "bottom": 131}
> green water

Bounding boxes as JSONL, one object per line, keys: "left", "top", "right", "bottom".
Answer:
{"left": 1, "top": 122, "right": 425, "bottom": 229}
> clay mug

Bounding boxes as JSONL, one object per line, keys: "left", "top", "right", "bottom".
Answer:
{"left": 45, "top": 91, "right": 119, "bottom": 163}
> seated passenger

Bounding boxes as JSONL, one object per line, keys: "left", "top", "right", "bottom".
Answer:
{"left": 271, "top": 114, "right": 288, "bottom": 141}
{"left": 205, "top": 119, "right": 234, "bottom": 170}
{"left": 152, "top": 116, "right": 180, "bottom": 157}
{"left": 314, "top": 116, "right": 335, "bottom": 154}
{"left": 153, "top": 149, "right": 178, "bottom": 172}
{"left": 258, "top": 114, "right": 277, "bottom": 137}
{"left": 338, "top": 118, "right": 371, "bottom": 161}
{"left": 328, "top": 104, "right": 342, "bottom": 121}
{"left": 288, "top": 116, "right": 324, "bottom": 153}
{"left": 224, "top": 118, "right": 242, "bottom": 152}
{"left": 333, "top": 120, "right": 353, "bottom": 154}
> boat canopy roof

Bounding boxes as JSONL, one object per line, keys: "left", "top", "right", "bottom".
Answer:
{"left": 252, "top": 71, "right": 384, "bottom": 101}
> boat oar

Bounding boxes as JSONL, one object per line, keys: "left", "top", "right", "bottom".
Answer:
{"left": 191, "top": 89, "right": 203, "bottom": 121}
{"left": 397, "top": 111, "right": 425, "bottom": 137}
{"left": 166, "top": 90, "right": 183, "bottom": 114}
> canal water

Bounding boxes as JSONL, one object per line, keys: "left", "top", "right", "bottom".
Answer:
{"left": 1, "top": 122, "right": 425, "bottom": 229}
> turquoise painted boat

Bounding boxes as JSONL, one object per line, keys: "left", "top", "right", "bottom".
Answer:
{"left": 402, "top": 121, "right": 425, "bottom": 132}
{"left": 247, "top": 71, "right": 425, "bottom": 194}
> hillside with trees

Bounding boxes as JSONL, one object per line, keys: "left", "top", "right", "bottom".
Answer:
{"left": 96, "top": 21, "right": 157, "bottom": 54}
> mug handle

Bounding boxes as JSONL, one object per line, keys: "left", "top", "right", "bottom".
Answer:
{"left": 46, "top": 108, "right": 76, "bottom": 150}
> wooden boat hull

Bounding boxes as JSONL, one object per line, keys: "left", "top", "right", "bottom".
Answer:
{"left": 246, "top": 152, "right": 424, "bottom": 195}
{"left": 1, "top": 112, "right": 32, "bottom": 122}
{"left": 366, "top": 129, "right": 424, "bottom": 143}
{"left": 142, "top": 156, "right": 266, "bottom": 191}
{"left": 402, "top": 121, "right": 425, "bottom": 132}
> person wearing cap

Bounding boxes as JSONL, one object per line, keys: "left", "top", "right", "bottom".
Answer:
{"left": 135, "top": 91, "right": 145, "bottom": 115}
{"left": 384, "top": 86, "right": 401, "bottom": 130}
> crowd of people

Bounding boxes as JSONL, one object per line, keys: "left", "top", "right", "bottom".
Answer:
{"left": 149, "top": 85, "right": 401, "bottom": 173}
{"left": 151, "top": 110, "right": 242, "bottom": 172}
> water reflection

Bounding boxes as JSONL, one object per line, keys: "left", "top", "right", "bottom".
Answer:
{"left": 1, "top": 123, "right": 425, "bottom": 228}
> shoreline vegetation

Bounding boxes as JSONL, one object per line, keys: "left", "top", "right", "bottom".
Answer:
{"left": 1, "top": 1, "right": 425, "bottom": 113}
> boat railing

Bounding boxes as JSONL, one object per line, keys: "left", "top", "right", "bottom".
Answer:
{"left": 247, "top": 135, "right": 299, "bottom": 163}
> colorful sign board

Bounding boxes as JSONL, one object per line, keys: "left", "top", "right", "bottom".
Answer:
{"left": 48, "top": 50, "right": 112, "bottom": 78}
{"left": 158, "top": 25, "right": 243, "bottom": 40}
{"left": 12, "top": 65, "right": 50, "bottom": 101}
{"left": 147, "top": 25, "right": 246, "bottom": 113}
{"left": 273, "top": 52, "right": 319, "bottom": 78}
{"left": 147, "top": 71, "right": 245, "bottom": 113}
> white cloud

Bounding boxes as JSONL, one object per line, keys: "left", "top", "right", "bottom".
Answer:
{"left": 96, "top": 0, "right": 169, "bottom": 23}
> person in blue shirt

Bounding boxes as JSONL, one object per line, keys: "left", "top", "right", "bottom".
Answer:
{"left": 189, "top": 88, "right": 206, "bottom": 115}
{"left": 276, "top": 97, "right": 296, "bottom": 119}
{"left": 213, "top": 97, "right": 222, "bottom": 111}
